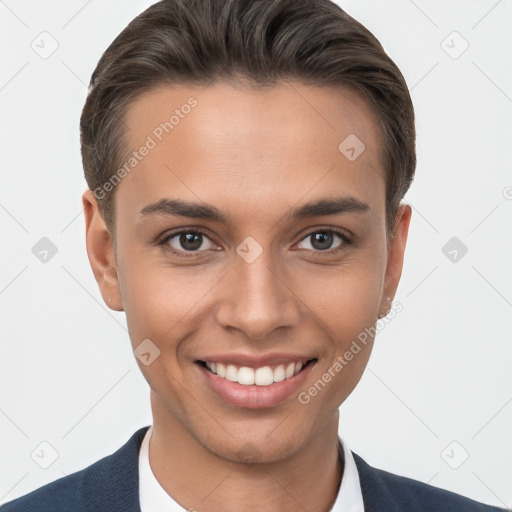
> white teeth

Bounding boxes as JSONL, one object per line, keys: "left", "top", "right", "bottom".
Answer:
{"left": 273, "top": 364, "right": 285, "bottom": 382}
{"left": 238, "top": 367, "right": 255, "bottom": 385}
{"left": 216, "top": 362, "right": 226, "bottom": 378}
{"left": 254, "top": 366, "right": 274, "bottom": 386}
{"left": 204, "top": 360, "right": 309, "bottom": 386}
{"left": 225, "top": 364, "right": 238, "bottom": 382}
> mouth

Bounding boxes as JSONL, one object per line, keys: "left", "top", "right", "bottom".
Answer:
{"left": 195, "top": 358, "right": 318, "bottom": 409}
{"left": 196, "top": 358, "right": 317, "bottom": 386}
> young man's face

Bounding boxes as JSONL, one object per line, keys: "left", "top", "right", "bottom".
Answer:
{"left": 84, "top": 81, "right": 410, "bottom": 463}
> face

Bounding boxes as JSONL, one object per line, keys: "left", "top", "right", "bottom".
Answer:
{"left": 83, "top": 81, "right": 411, "bottom": 463}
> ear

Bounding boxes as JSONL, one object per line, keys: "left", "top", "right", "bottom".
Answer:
{"left": 378, "top": 203, "right": 412, "bottom": 318}
{"left": 82, "top": 189, "right": 124, "bottom": 311}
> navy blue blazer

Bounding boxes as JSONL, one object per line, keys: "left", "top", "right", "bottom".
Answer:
{"left": 1, "top": 426, "right": 506, "bottom": 511}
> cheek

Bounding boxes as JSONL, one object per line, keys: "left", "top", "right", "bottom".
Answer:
{"left": 296, "top": 277, "right": 378, "bottom": 412}
{"left": 117, "top": 255, "right": 218, "bottom": 349}
{"left": 292, "top": 255, "right": 384, "bottom": 397}
{"left": 295, "top": 254, "right": 385, "bottom": 333}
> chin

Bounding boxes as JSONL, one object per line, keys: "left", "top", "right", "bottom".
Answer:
{"left": 197, "top": 425, "right": 309, "bottom": 465}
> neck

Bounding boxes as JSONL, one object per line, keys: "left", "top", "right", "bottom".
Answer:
{"left": 148, "top": 393, "right": 343, "bottom": 512}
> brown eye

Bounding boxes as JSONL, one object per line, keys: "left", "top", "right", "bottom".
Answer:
{"left": 163, "top": 231, "right": 217, "bottom": 254}
{"left": 297, "top": 229, "right": 350, "bottom": 253}
{"left": 311, "top": 232, "right": 335, "bottom": 250}
{"left": 177, "top": 232, "right": 203, "bottom": 251}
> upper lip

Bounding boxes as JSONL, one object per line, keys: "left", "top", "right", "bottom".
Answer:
{"left": 196, "top": 352, "right": 316, "bottom": 368}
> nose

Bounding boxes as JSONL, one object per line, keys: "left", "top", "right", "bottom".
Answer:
{"left": 215, "top": 248, "right": 301, "bottom": 340}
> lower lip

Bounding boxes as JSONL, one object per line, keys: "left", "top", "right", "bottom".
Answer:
{"left": 197, "top": 360, "right": 316, "bottom": 409}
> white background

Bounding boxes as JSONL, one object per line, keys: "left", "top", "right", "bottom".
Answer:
{"left": 1, "top": 0, "right": 511, "bottom": 508}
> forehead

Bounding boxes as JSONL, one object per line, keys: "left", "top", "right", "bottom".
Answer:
{"left": 116, "top": 81, "right": 385, "bottom": 224}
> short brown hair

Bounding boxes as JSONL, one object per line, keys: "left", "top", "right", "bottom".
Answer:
{"left": 80, "top": 0, "right": 415, "bottom": 238}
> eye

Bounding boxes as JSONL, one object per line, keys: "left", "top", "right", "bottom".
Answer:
{"left": 296, "top": 228, "right": 351, "bottom": 253}
{"left": 160, "top": 230, "right": 217, "bottom": 257}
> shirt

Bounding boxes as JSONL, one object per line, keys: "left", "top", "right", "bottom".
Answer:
{"left": 139, "top": 426, "right": 365, "bottom": 511}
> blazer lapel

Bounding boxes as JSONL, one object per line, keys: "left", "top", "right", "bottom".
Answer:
{"left": 352, "top": 452, "right": 403, "bottom": 512}
{"left": 83, "top": 426, "right": 149, "bottom": 512}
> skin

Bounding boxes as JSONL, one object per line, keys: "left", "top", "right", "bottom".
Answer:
{"left": 83, "top": 81, "right": 411, "bottom": 512}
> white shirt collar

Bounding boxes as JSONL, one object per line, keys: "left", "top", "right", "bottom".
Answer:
{"left": 139, "top": 426, "right": 365, "bottom": 511}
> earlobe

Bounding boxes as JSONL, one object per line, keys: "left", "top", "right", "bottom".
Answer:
{"left": 82, "top": 189, "right": 124, "bottom": 311}
{"left": 378, "top": 203, "right": 412, "bottom": 318}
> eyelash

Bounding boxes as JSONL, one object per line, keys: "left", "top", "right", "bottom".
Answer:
{"left": 157, "top": 227, "right": 352, "bottom": 259}
{"left": 157, "top": 229, "right": 215, "bottom": 259}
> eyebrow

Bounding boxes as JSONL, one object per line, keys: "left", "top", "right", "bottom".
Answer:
{"left": 137, "top": 195, "right": 370, "bottom": 223}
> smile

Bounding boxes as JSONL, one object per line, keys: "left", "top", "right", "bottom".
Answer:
{"left": 196, "top": 358, "right": 318, "bottom": 409}
{"left": 200, "top": 360, "right": 311, "bottom": 386}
